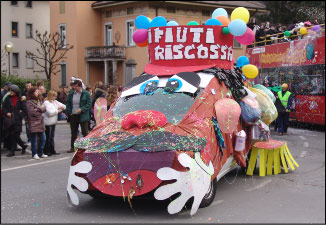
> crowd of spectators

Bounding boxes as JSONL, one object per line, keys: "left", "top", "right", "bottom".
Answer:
{"left": 1, "top": 78, "right": 123, "bottom": 158}
{"left": 247, "top": 18, "right": 323, "bottom": 47}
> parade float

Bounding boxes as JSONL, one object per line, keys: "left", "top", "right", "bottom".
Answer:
{"left": 66, "top": 7, "right": 299, "bottom": 216}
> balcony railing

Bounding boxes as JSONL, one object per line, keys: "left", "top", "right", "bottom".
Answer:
{"left": 85, "top": 46, "right": 126, "bottom": 59}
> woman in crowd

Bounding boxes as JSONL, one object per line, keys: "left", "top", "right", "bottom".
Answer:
{"left": 43, "top": 90, "right": 66, "bottom": 156}
{"left": 2, "top": 84, "right": 28, "bottom": 157}
{"left": 106, "top": 85, "right": 119, "bottom": 110}
{"left": 26, "top": 87, "right": 48, "bottom": 160}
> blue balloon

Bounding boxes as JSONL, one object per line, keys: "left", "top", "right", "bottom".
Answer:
{"left": 150, "top": 16, "right": 167, "bottom": 28}
{"left": 212, "top": 8, "right": 228, "bottom": 18}
{"left": 135, "top": 15, "right": 150, "bottom": 29}
{"left": 167, "top": 21, "right": 179, "bottom": 26}
{"left": 236, "top": 56, "right": 250, "bottom": 68}
{"left": 205, "top": 19, "right": 222, "bottom": 26}
{"left": 228, "top": 19, "right": 247, "bottom": 36}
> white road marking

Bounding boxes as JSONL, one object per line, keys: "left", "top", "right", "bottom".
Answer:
{"left": 299, "top": 136, "right": 306, "bottom": 140}
{"left": 1, "top": 157, "right": 71, "bottom": 172}
{"left": 299, "top": 151, "right": 307, "bottom": 158}
{"left": 246, "top": 179, "right": 272, "bottom": 192}
{"left": 303, "top": 142, "right": 309, "bottom": 148}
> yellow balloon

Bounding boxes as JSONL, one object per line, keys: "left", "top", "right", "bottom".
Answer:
{"left": 242, "top": 64, "right": 258, "bottom": 79}
{"left": 300, "top": 27, "right": 307, "bottom": 35}
{"left": 231, "top": 7, "right": 250, "bottom": 24}
{"left": 147, "top": 17, "right": 152, "bottom": 23}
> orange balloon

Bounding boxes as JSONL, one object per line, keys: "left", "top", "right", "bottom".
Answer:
{"left": 216, "top": 15, "right": 230, "bottom": 26}
{"left": 136, "top": 39, "right": 148, "bottom": 47}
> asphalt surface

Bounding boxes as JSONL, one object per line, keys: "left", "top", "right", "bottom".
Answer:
{"left": 1, "top": 121, "right": 325, "bottom": 223}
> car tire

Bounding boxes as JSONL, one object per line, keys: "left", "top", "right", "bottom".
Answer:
{"left": 199, "top": 178, "right": 217, "bottom": 208}
{"left": 87, "top": 190, "right": 112, "bottom": 199}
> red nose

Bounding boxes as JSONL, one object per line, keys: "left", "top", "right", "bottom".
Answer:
{"left": 121, "top": 110, "right": 167, "bottom": 130}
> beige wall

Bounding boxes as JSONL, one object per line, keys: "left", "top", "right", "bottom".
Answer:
{"left": 50, "top": 1, "right": 101, "bottom": 90}
{"left": 50, "top": 1, "right": 249, "bottom": 90}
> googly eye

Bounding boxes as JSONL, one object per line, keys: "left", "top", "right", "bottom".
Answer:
{"left": 164, "top": 78, "right": 182, "bottom": 93}
{"left": 140, "top": 80, "right": 159, "bottom": 95}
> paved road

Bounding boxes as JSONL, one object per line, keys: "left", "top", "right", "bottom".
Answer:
{"left": 1, "top": 122, "right": 325, "bottom": 223}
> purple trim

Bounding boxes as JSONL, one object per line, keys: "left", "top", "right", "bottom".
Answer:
{"left": 84, "top": 148, "right": 175, "bottom": 183}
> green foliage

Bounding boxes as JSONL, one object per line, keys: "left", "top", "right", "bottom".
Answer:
{"left": 1, "top": 73, "right": 50, "bottom": 92}
{"left": 257, "top": 1, "right": 325, "bottom": 25}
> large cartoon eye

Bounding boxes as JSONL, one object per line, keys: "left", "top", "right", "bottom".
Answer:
{"left": 164, "top": 78, "right": 182, "bottom": 93}
{"left": 140, "top": 80, "right": 159, "bottom": 95}
{"left": 121, "top": 74, "right": 159, "bottom": 98}
{"left": 164, "top": 72, "right": 201, "bottom": 94}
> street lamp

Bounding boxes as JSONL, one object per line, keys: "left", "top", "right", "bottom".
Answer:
{"left": 4, "top": 41, "right": 14, "bottom": 76}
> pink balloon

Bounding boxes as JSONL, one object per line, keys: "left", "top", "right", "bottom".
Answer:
{"left": 132, "top": 29, "right": 148, "bottom": 44}
{"left": 235, "top": 27, "right": 255, "bottom": 45}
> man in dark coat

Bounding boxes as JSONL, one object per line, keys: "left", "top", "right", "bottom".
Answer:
{"left": 66, "top": 79, "right": 91, "bottom": 153}
{"left": 2, "top": 85, "right": 28, "bottom": 157}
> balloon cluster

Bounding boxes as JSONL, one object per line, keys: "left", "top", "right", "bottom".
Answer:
{"left": 133, "top": 7, "right": 256, "bottom": 47}
{"left": 284, "top": 24, "right": 321, "bottom": 37}
{"left": 236, "top": 55, "right": 258, "bottom": 79}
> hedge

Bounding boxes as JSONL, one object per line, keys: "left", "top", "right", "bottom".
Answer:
{"left": 1, "top": 73, "right": 50, "bottom": 92}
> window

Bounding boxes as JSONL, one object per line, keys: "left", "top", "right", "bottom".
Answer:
{"left": 59, "top": 24, "right": 66, "bottom": 48}
{"left": 233, "top": 37, "right": 242, "bottom": 49}
{"left": 12, "top": 53, "right": 19, "bottom": 68}
{"left": 26, "top": 23, "right": 33, "bottom": 38}
{"left": 10, "top": 1, "right": 18, "bottom": 6}
{"left": 105, "top": 23, "right": 112, "bottom": 46}
{"left": 202, "top": 10, "right": 210, "bottom": 17}
{"left": 126, "top": 21, "right": 135, "bottom": 46}
{"left": 127, "top": 7, "right": 134, "bottom": 15}
{"left": 59, "top": 1, "right": 65, "bottom": 14}
{"left": 167, "top": 7, "right": 176, "bottom": 13}
{"left": 105, "top": 10, "right": 112, "bottom": 18}
{"left": 60, "top": 62, "right": 67, "bottom": 86}
{"left": 26, "top": 56, "right": 34, "bottom": 69}
{"left": 12, "top": 22, "right": 18, "bottom": 37}
{"left": 26, "top": 1, "right": 32, "bottom": 8}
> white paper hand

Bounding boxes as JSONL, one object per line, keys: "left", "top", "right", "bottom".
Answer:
{"left": 66, "top": 161, "right": 92, "bottom": 206}
{"left": 154, "top": 152, "right": 213, "bottom": 216}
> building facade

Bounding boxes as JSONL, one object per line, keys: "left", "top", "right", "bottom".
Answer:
{"left": 50, "top": 1, "right": 266, "bottom": 90}
{"left": 1, "top": 1, "right": 50, "bottom": 79}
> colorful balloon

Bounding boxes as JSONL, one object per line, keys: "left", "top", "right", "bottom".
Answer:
{"left": 215, "top": 15, "right": 230, "bottom": 26}
{"left": 242, "top": 64, "right": 258, "bottom": 79}
{"left": 135, "top": 15, "right": 150, "bottom": 29}
{"left": 312, "top": 25, "right": 321, "bottom": 32}
{"left": 222, "top": 27, "right": 230, "bottom": 34}
{"left": 235, "top": 27, "right": 255, "bottom": 45}
{"left": 167, "top": 21, "right": 179, "bottom": 26}
{"left": 284, "top": 30, "right": 291, "bottom": 37}
{"left": 236, "top": 56, "right": 250, "bottom": 68}
{"left": 132, "top": 29, "right": 148, "bottom": 44}
{"left": 228, "top": 19, "right": 247, "bottom": 36}
{"left": 187, "top": 21, "right": 199, "bottom": 26}
{"left": 300, "top": 27, "right": 307, "bottom": 35}
{"left": 212, "top": 8, "right": 228, "bottom": 18}
{"left": 231, "top": 7, "right": 250, "bottom": 24}
{"left": 205, "top": 19, "right": 222, "bottom": 26}
{"left": 150, "top": 16, "right": 167, "bottom": 28}
{"left": 136, "top": 40, "right": 148, "bottom": 47}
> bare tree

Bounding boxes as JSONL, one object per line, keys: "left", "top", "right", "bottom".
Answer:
{"left": 26, "top": 30, "right": 73, "bottom": 87}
